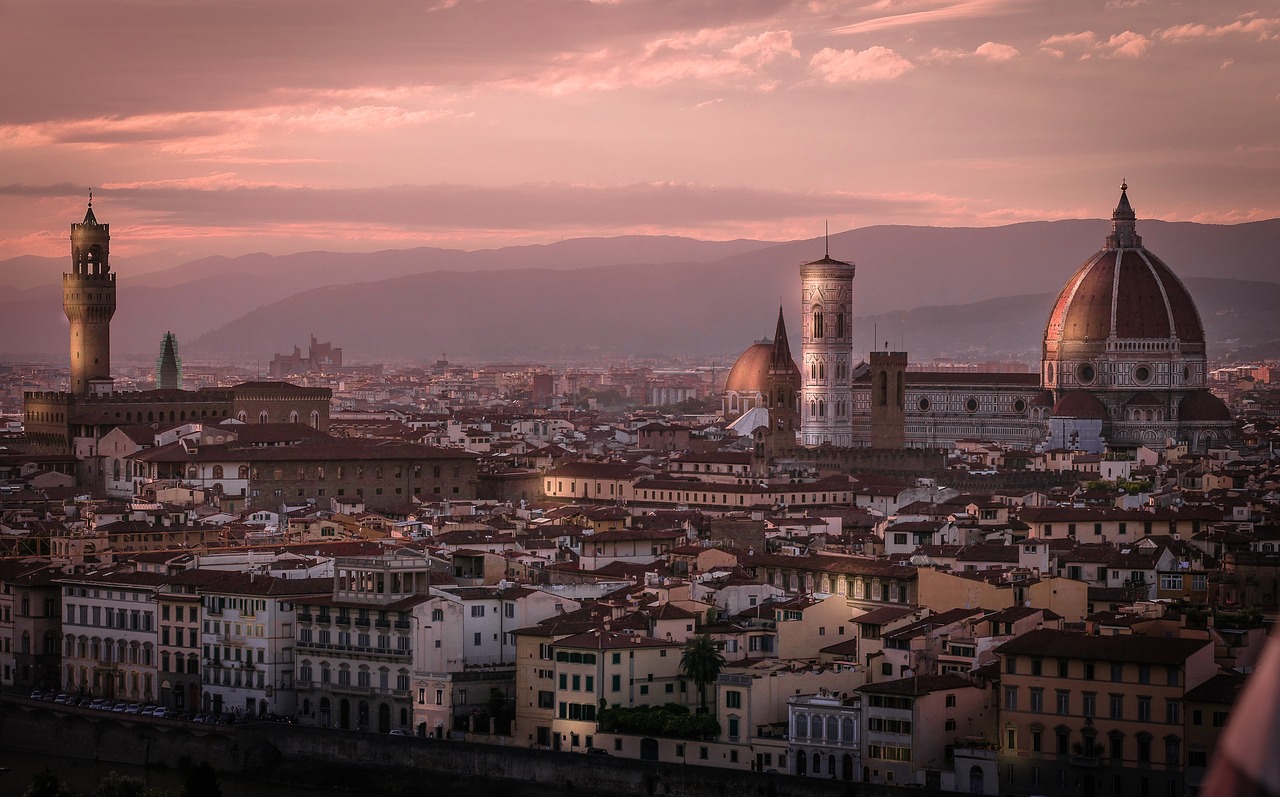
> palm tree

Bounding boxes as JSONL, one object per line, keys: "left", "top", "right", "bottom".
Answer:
{"left": 680, "top": 634, "right": 726, "bottom": 714}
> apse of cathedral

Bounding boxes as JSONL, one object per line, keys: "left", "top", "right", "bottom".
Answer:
{"left": 723, "top": 184, "right": 1235, "bottom": 456}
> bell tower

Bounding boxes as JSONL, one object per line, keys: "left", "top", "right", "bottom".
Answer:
{"left": 65, "top": 194, "right": 116, "bottom": 395}
{"left": 800, "top": 243, "right": 855, "bottom": 447}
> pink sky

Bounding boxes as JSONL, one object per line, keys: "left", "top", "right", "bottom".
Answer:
{"left": 1, "top": 0, "right": 1277, "bottom": 264}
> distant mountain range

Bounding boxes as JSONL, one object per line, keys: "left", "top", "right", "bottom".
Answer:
{"left": 2, "top": 219, "right": 1277, "bottom": 364}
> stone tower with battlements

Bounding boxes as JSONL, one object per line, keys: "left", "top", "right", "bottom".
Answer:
{"left": 800, "top": 249, "right": 855, "bottom": 446}
{"left": 869, "top": 350, "right": 908, "bottom": 448}
{"left": 64, "top": 196, "right": 116, "bottom": 396}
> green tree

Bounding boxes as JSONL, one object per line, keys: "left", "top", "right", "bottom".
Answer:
{"left": 94, "top": 772, "right": 148, "bottom": 797}
{"left": 680, "top": 634, "right": 726, "bottom": 714}
{"left": 24, "top": 768, "right": 79, "bottom": 797}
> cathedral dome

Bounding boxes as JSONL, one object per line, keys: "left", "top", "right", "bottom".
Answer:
{"left": 1052, "top": 390, "right": 1107, "bottom": 419}
{"left": 1044, "top": 185, "right": 1204, "bottom": 353}
{"left": 1178, "top": 390, "right": 1232, "bottom": 422}
{"left": 725, "top": 341, "right": 799, "bottom": 393}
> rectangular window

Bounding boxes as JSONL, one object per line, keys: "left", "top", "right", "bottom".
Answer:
{"left": 611, "top": 675, "right": 620, "bottom": 692}
{"left": 1030, "top": 689, "right": 1043, "bottom": 713}
{"left": 1004, "top": 687, "right": 1018, "bottom": 712}
{"left": 1056, "top": 690, "right": 1070, "bottom": 715}
{"left": 1137, "top": 697, "right": 1151, "bottom": 722}
{"left": 726, "top": 690, "right": 742, "bottom": 709}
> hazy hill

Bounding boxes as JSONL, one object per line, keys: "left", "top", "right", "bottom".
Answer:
{"left": 2, "top": 219, "right": 1277, "bottom": 361}
{"left": 186, "top": 274, "right": 1279, "bottom": 365}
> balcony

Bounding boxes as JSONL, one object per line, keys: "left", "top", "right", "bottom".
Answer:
{"left": 375, "top": 619, "right": 391, "bottom": 629}
{"left": 354, "top": 618, "right": 371, "bottom": 628}
{"left": 297, "top": 612, "right": 313, "bottom": 623}
{"left": 1070, "top": 755, "right": 1101, "bottom": 768}
{"left": 394, "top": 620, "right": 411, "bottom": 630}
{"left": 335, "top": 616, "right": 351, "bottom": 627}
{"left": 295, "top": 639, "right": 410, "bottom": 658}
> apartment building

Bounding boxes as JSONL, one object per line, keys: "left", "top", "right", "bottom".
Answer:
{"left": 994, "top": 628, "right": 1217, "bottom": 797}
{"left": 177, "top": 570, "right": 329, "bottom": 718}
{"left": 59, "top": 570, "right": 167, "bottom": 702}
{"left": 857, "top": 674, "right": 993, "bottom": 788}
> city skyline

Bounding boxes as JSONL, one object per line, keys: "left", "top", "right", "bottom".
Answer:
{"left": 1, "top": 0, "right": 1278, "bottom": 263}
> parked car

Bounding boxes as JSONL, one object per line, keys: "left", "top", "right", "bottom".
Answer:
{"left": 388, "top": 729, "right": 408, "bottom": 736}
{"left": 29, "top": 690, "right": 43, "bottom": 700}
{"left": 53, "top": 694, "right": 73, "bottom": 704}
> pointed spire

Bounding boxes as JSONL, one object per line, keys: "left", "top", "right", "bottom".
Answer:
{"left": 1105, "top": 180, "right": 1141, "bottom": 249}
{"left": 770, "top": 306, "right": 794, "bottom": 371}
{"left": 82, "top": 189, "right": 99, "bottom": 225}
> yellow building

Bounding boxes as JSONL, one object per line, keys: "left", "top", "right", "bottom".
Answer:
{"left": 995, "top": 628, "right": 1217, "bottom": 797}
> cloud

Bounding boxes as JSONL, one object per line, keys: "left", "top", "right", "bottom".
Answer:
{"left": 502, "top": 27, "right": 800, "bottom": 94}
{"left": 1037, "top": 29, "right": 1147, "bottom": 59}
{"left": 829, "top": 0, "right": 1025, "bottom": 36}
{"left": 1157, "top": 16, "right": 1280, "bottom": 42}
{"left": 810, "top": 46, "right": 914, "bottom": 83}
{"left": 0, "top": 104, "right": 460, "bottom": 155}
{"left": 0, "top": 180, "right": 1009, "bottom": 258}
{"left": 1100, "top": 31, "right": 1149, "bottom": 59}
{"left": 923, "top": 41, "right": 1019, "bottom": 63}
{"left": 973, "top": 41, "right": 1020, "bottom": 61}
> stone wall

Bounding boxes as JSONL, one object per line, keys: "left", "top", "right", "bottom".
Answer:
{"left": 0, "top": 697, "right": 943, "bottom": 797}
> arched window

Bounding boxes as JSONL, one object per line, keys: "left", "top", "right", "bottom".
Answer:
{"left": 310, "top": 410, "right": 320, "bottom": 429}
{"left": 812, "top": 306, "right": 824, "bottom": 339}
{"left": 836, "top": 310, "right": 846, "bottom": 339}
{"left": 212, "top": 465, "right": 224, "bottom": 479}
{"left": 795, "top": 714, "right": 808, "bottom": 738}
{"left": 259, "top": 410, "right": 269, "bottom": 424}
{"left": 238, "top": 465, "right": 250, "bottom": 480}
{"left": 827, "top": 716, "right": 838, "bottom": 740}
{"left": 237, "top": 411, "right": 247, "bottom": 422}
{"left": 812, "top": 714, "right": 824, "bottom": 739}
{"left": 289, "top": 410, "right": 299, "bottom": 424}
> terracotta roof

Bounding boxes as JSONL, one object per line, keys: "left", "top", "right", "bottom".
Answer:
{"left": 857, "top": 674, "right": 976, "bottom": 696}
{"left": 996, "top": 628, "right": 1211, "bottom": 664}
{"left": 1052, "top": 390, "right": 1108, "bottom": 419}
{"left": 1179, "top": 391, "right": 1233, "bottom": 422}
{"left": 1045, "top": 193, "right": 1204, "bottom": 347}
